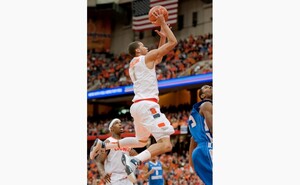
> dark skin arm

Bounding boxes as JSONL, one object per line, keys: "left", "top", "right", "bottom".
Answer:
{"left": 98, "top": 139, "right": 110, "bottom": 163}
{"left": 95, "top": 139, "right": 111, "bottom": 184}
{"left": 161, "top": 162, "right": 170, "bottom": 171}
{"left": 142, "top": 163, "right": 155, "bottom": 180}
{"left": 200, "top": 101, "right": 213, "bottom": 135}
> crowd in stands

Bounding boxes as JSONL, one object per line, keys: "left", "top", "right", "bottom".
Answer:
{"left": 87, "top": 33, "right": 212, "bottom": 91}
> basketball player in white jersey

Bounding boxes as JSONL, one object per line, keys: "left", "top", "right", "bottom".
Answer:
{"left": 92, "top": 118, "right": 137, "bottom": 185}
{"left": 90, "top": 9, "right": 177, "bottom": 183}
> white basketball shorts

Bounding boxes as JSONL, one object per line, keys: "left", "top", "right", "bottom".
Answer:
{"left": 130, "top": 100, "right": 174, "bottom": 141}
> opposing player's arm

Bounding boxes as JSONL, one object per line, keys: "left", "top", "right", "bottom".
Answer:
{"left": 200, "top": 102, "right": 213, "bottom": 135}
{"left": 142, "top": 163, "right": 155, "bottom": 180}
{"left": 145, "top": 12, "right": 177, "bottom": 67}
{"left": 189, "top": 137, "right": 198, "bottom": 171}
{"left": 161, "top": 162, "right": 170, "bottom": 171}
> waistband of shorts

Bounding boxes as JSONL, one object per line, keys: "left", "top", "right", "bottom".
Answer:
{"left": 133, "top": 98, "right": 158, "bottom": 103}
{"left": 197, "top": 142, "right": 213, "bottom": 148}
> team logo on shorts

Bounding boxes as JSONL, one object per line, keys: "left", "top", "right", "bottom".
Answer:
{"left": 150, "top": 108, "right": 160, "bottom": 119}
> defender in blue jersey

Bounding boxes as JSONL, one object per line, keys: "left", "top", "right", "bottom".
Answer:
{"left": 188, "top": 85, "right": 213, "bottom": 185}
{"left": 143, "top": 156, "right": 168, "bottom": 185}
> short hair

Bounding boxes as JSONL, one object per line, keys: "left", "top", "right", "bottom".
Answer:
{"left": 109, "top": 118, "right": 121, "bottom": 132}
{"left": 128, "top": 41, "right": 140, "bottom": 57}
{"left": 199, "top": 88, "right": 204, "bottom": 99}
{"left": 199, "top": 85, "right": 212, "bottom": 100}
{"left": 199, "top": 85, "right": 209, "bottom": 99}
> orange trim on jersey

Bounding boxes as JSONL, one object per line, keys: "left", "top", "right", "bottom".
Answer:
{"left": 129, "top": 58, "right": 140, "bottom": 68}
{"left": 109, "top": 141, "right": 120, "bottom": 148}
{"left": 133, "top": 98, "right": 158, "bottom": 103}
{"left": 158, "top": 122, "right": 165, "bottom": 128}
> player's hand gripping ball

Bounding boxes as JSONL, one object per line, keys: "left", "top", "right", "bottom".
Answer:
{"left": 148, "top": 5, "right": 168, "bottom": 26}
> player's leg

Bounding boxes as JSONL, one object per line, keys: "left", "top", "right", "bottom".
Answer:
{"left": 124, "top": 101, "right": 174, "bottom": 159}
{"left": 144, "top": 136, "right": 172, "bottom": 157}
{"left": 116, "top": 112, "right": 150, "bottom": 149}
{"left": 122, "top": 101, "right": 175, "bottom": 183}
{"left": 120, "top": 128, "right": 150, "bottom": 183}
{"left": 145, "top": 102, "right": 174, "bottom": 156}
{"left": 105, "top": 137, "right": 148, "bottom": 150}
{"left": 124, "top": 101, "right": 174, "bottom": 161}
{"left": 123, "top": 136, "right": 172, "bottom": 175}
{"left": 121, "top": 102, "right": 152, "bottom": 183}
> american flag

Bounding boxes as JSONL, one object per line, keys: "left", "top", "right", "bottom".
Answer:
{"left": 132, "top": 0, "right": 178, "bottom": 31}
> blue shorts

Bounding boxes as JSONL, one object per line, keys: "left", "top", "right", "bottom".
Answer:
{"left": 192, "top": 144, "right": 212, "bottom": 185}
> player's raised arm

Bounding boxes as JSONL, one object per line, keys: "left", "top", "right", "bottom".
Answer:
{"left": 145, "top": 10, "right": 177, "bottom": 64}
{"left": 154, "top": 25, "right": 174, "bottom": 65}
{"left": 155, "top": 26, "right": 167, "bottom": 48}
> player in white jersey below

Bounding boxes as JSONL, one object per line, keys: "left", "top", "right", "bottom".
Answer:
{"left": 91, "top": 118, "right": 137, "bottom": 185}
{"left": 89, "top": 9, "right": 177, "bottom": 183}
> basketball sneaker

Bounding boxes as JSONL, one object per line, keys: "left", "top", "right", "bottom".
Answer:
{"left": 121, "top": 153, "right": 141, "bottom": 183}
{"left": 89, "top": 138, "right": 105, "bottom": 160}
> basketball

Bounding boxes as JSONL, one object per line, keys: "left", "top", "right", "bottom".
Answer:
{"left": 148, "top": 5, "right": 168, "bottom": 26}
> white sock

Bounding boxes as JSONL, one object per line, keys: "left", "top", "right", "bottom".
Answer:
{"left": 135, "top": 150, "right": 151, "bottom": 162}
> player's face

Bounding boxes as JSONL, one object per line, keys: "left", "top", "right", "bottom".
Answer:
{"left": 111, "top": 121, "right": 123, "bottom": 134}
{"left": 150, "top": 156, "right": 157, "bottom": 162}
{"left": 201, "top": 85, "right": 212, "bottom": 99}
{"left": 138, "top": 42, "right": 148, "bottom": 55}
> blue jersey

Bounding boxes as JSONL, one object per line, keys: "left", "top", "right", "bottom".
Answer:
{"left": 188, "top": 100, "right": 213, "bottom": 185}
{"left": 147, "top": 160, "right": 164, "bottom": 185}
{"left": 188, "top": 100, "right": 213, "bottom": 145}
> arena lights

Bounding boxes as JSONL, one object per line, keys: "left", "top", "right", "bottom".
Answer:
{"left": 87, "top": 73, "right": 212, "bottom": 99}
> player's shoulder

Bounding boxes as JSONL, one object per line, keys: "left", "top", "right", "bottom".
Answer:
{"left": 105, "top": 137, "right": 115, "bottom": 143}
{"left": 199, "top": 100, "right": 212, "bottom": 109}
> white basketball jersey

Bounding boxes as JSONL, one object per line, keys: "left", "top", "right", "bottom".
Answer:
{"left": 104, "top": 137, "right": 131, "bottom": 183}
{"left": 129, "top": 56, "right": 159, "bottom": 102}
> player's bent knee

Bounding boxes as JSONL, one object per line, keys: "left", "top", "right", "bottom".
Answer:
{"left": 166, "top": 143, "right": 172, "bottom": 152}
{"left": 164, "top": 142, "right": 172, "bottom": 152}
{"left": 138, "top": 140, "right": 148, "bottom": 147}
